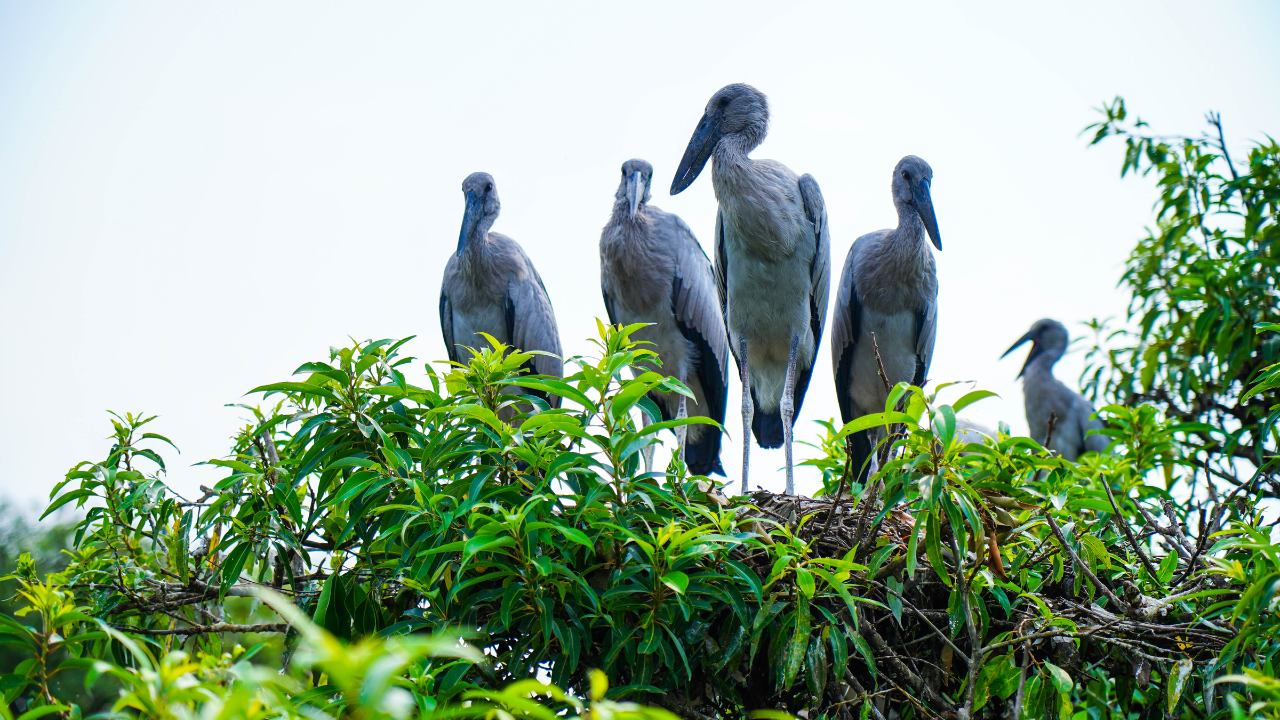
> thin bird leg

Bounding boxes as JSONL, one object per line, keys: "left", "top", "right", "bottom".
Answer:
{"left": 781, "top": 334, "right": 800, "bottom": 495}
{"left": 639, "top": 410, "right": 656, "bottom": 473}
{"left": 676, "top": 391, "right": 688, "bottom": 468}
{"left": 740, "top": 336, "right": 752, "bottom": 495}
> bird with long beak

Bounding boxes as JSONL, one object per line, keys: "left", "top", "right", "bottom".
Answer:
{"left": 1001, "top": 318, "right": 1108, "bottom": 461}
{"left": 440, "top": 172, "right": 563, "bottom": 417}
{"left": 831, "top": 156, "right": 942, "bottom": 481}
{"left": 670, "top": 84, "right": 831, "bottom": 495}
{"left": 599, "top": 159, "right": 729, "bottom": 477}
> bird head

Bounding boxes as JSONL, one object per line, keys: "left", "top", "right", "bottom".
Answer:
{"left": 458, "top": 172, "right": 501, "bottom": 255}
{"left": 892, "top": 156, "right": 941, "bottom": 251}
{"left": 1002, "top": 318, "right": 1070, "bottom": 378}
{"left": 671, "top": 83, "right": 769, "bottom": 195}
{"left": 617, "top": 159, "right": 654, "bottom": 217}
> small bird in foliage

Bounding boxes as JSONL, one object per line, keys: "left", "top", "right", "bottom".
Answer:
{"left": 670, "top": 83, "right": 831, "bottom": 495}
{"left": 831, "top": 156, "right": 941, "bottom": 481}
{"left": 600, "top": 159, "right": 729, "bottom": 477}
{"left": 1002, "top": 318, "right": 1108, "bottom": 460}
{"left": 440, "top": 172, "right": 563, "bottom": 410}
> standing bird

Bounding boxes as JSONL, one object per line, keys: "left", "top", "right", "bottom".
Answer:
{"left": 600, "top": 159, "right": 729, "bottom": 476}
{"left": 440, "top": 172, "right": 563, "bottom": 415}
{"left": 670, "top": 84, "right": 830, "bottom": 495}
{"left": 831, "top": 156, "right": 942, "bottom": 481}
{"left": 1002, "top": 319, "right": 1107, "bottom": 460}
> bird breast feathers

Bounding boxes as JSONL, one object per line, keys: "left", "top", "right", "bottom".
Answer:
{"left": 851, "top": 233, "right": 937, "bottom": 313}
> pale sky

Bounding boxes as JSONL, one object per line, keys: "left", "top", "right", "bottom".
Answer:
{"left": 2, "top": 1, "right": 1278, "bottom": 509}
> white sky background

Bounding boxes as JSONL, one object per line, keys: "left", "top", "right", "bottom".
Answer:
{"left": 1, "top": 1, "right": 1278, "bottom": 510}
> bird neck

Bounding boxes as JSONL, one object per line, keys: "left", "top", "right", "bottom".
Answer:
{"left": 713, "top": 133, "right": 756, "bottom": 170}
{"left": 710, "top": 136, "right": 760, "bottom": 202}
{"left": 893, "top": 198, "right": 925, "bottom": 239}
{"left": 457, "top": 230, "right": 496, "bottom": 275}
{"left": 880, "top": 200, "right": 932, "bottom": 264}
{"left": 1024, "top": 345, "right": 1065, "bottom": 379}
{"left": 608, "top": 198, "right": 651, "bottom": 229}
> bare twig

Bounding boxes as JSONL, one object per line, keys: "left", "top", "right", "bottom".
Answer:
{"left": 1133, "top": 502, "right": 1195, "bottom": 561}
{"left": 1102, "top": 478, "right": 1161, "bottom": 581}
{"left": 843, "top": 671, "right": 890, "bottom": 720}
{"left": 1010, "top": 636, "right": 1031, "bottom": 720}
{"left": 858, "top": 608, "right": 956, "bottom": 714}
{"left": 1160, "top": 498, "right": 1200, "bottom": 557}
{"left": 875, "top": 580, "right": 968, "bottom": 667}
{"left": 1044, "top": 411, "right": 1059, "bottom": 451}
{"left": 821, "top": 436, "right": 855, "bottom": 538}
{"left": 112, "top": 621, "right": 290, "bottom": 637}
{"left": 870, "top": 332, "right": 892, "bottom": 394}
{"left": 950, "top": 533, "right": 982, "bottom": 720}
{"left": 1044, "top": 512, "right": 1129, "bottom": 614}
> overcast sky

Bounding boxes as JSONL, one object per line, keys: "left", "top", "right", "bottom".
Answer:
{"left": 1, "top": 1, "right": 1278, "bottom": 510}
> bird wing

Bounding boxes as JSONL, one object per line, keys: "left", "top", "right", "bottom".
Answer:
{"left": 796, "top": 173, "right": 831, "bottom": 417}
{"left": 1078, "top": 396, "right": 1110, "bottom": 455}
{"left": 714, "top": 208, "right": 738, "bottom": 369}
{"left": 830, "top": 241, "right": 863, "bottom": 424}
{"left": 439, "top": 269, "right": 460, "bottom": 364}
{"left": 913, "top": 299, "right": 938, "bottom": 387}
{"left": 601, "top": 286, "right": 619, "bottom": 328}
{"left": 505, "top": 248, "right": 565, "bottom": 387}
{"left": 660, "top": 212, "right": 729, "bottom": 429}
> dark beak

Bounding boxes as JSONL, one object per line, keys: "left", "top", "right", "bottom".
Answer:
{"left": 670, "top": 113, "right": 721, "bottom": 195}
{"left": 457, "top": 190, "right": 483, "bottom": 256}
{"left": 912, "top": 178, "right": 942, "bottom": 251}
{"left": 627, "top": 172, "right": 644, "bottom": 217}
{"left": 1001, "top": 332, "right": 1041, "bottom": 379}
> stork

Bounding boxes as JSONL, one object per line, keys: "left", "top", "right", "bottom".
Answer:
{"left": 439, "top": 172, "right": 563, "bottom": 416}
{"left": 1002, "top": 319, "right": 1108, "bottom": 460}
{"left": 670, "top": 84, "right": 830, "bottom": 495}
{"left": 831, "top": 155, "right": 942, "bottom": 481}
{"left": 600, "top": 159, "right": 729, "bottom": 476}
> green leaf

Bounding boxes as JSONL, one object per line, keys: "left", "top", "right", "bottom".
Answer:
{"left": 837, "top": 412, "right": 916, "bottom": 439}
{"left": 661, "top": 572, "right": 689, "bottom": 595}
{"left": 219, "top": 543, "right": 253, "bottom": 596}
{"left": 1166, "top": 658, "right": 1193, "bottom": 714}
{"left": 794, "top": 567, "right": 815, "bottom": 599}
{"left": 952, "top": 390, "right": 998, "bottom": 413}
{"left": 782, "top": 602, "right": 811, "bottom": 690}
{"left": 1044, "top": 661, "right": 1072, "bottom": 693}
{"left": 1157, "top": 549, "right": 1178, "bottom": 585}
{"left": 249, "top": 381, "right": 341, "bottom": 404}
{"left": 40, "top": 489, "right": 96, "bottom": 520}
{"left": 925, "top": 512, "right": 951, "bottom": 586}
{"left": 16, "top": 706, "right": 72, "bottom": 720}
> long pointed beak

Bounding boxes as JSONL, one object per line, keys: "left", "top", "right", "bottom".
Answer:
{"left": 913, "top": 178, "right": 942, "bottom": 251}
{"left": 671, "top": 113, "right": 720, "bottom": 195}
{"left": 1001, "top": 332, "right": 1041, "bottom": 379}
{"left": 457, "top": 191, "right": 483, "bottom": 256}
{"left": 627, "top": 173, "right": 644, "bottom": 217}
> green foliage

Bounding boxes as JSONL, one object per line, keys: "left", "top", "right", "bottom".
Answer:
{"left": 1083, "top": 98, "right": 1280, "bottom": 489}
{"left": 4, "top": 99, "right": 1280, "bottom": 720}
{"left": 0, "top": 570, "right": 678, "bottom": 720}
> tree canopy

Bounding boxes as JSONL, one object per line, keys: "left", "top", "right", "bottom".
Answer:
{"left": 2, "top": 100, "right": 1278, "bottom": 720}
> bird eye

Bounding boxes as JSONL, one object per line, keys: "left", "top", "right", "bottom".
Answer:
{"left": 719, "top": 97, "right": 730, "bottom": 109}
{"left": 485, "top": 183, "right": 492, "bottom": 193}
{"left": 901, "top": 171, "right": 909, "bottom": 180}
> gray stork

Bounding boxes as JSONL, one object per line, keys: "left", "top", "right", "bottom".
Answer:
{"left": 600, "top": 159, "right": 729, "bottom": 476}
{"left": 1002, "top": 319, "right": 1108, "bottom": 460}
{"left": 670, "top": 84, "right": 831, "bottom": 495}
{"left": 831, "top": 156, "right": 941, "bottom": 481}
{"left": 440, "top": 172, "right": 563, "bottom": 414}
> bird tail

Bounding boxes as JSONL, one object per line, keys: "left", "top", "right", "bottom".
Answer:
{"left": 684, "top": 426, "right": 726, "bottom": 477}
{"left": 751, "top": 388, "right": 786, "bottom": 449}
